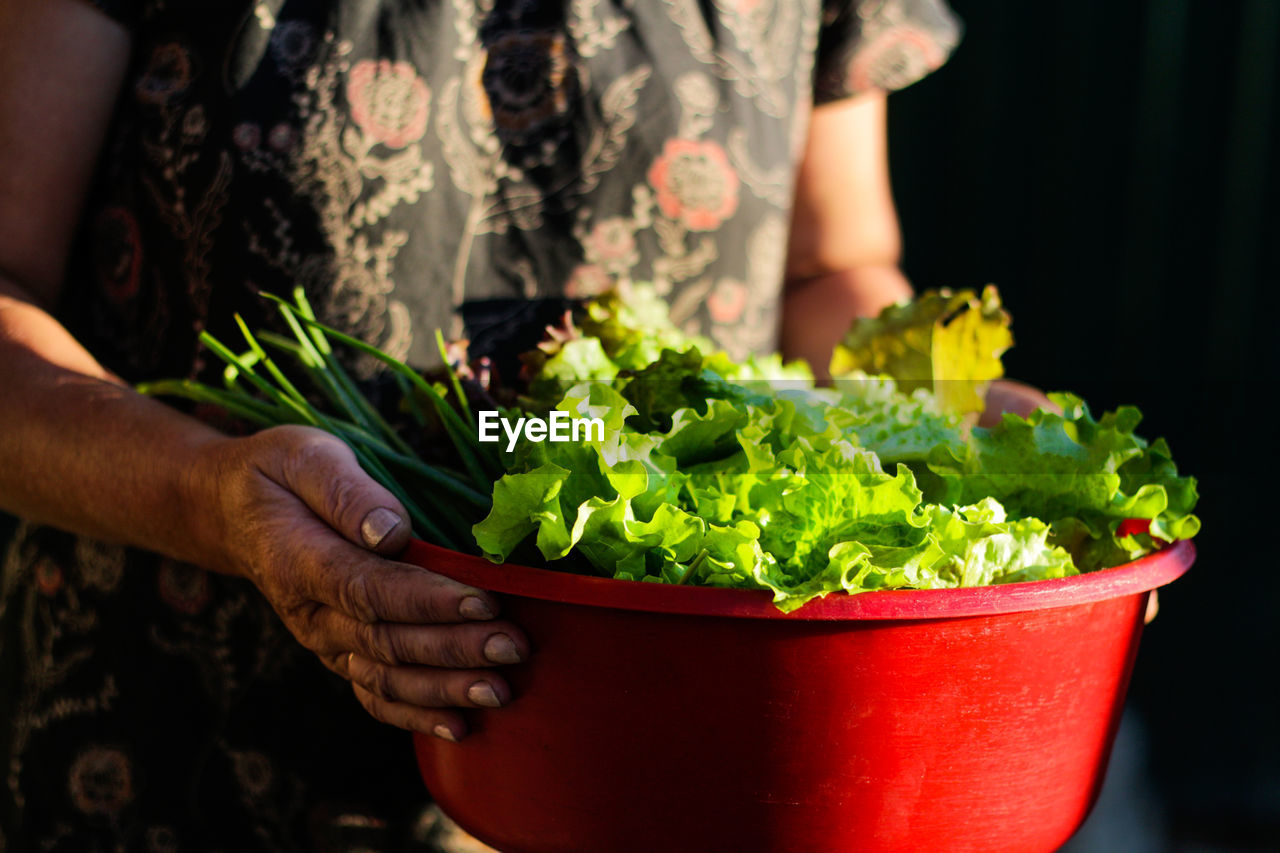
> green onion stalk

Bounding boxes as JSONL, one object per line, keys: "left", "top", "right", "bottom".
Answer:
{"left": 137, "top": 287, "right": 495, "bottom": 553}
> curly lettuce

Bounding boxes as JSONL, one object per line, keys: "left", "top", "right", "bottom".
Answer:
{"left": 474, "top": 287, "right": 1197, "bottom": 611}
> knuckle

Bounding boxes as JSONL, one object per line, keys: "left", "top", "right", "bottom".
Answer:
{"left": 261, "top": 423, "right": 313, "bottom": 449}
{"left": 324, "top": 477, "right": 365, "bottom": 532}
{"left": 292, "top": 614, "right": 327, "bottom": 654}
{"left": 273, "top": 595, "right": 325, "bottom": 652}
{"left": 405, "top": 582, "right": 452, "bottom": 624}
{"left": 434, "top": 631, "right": 473, "bottom": 669}
{"left": 359, "top": 622, "right": 398, "bottom": 665}
{"left": 340, "top": 571, "right": 379, "bottom": 623}
{"left": 365, "top": 663, "right": 397, "bottom": 702}
{"left": 416, "top": 674, "right": 455, "bottom": 708}
{"left": 286, "top": 434, "right": 367, "bottom": 528}
{"left": 287, "top": 431, "right": 338, "bottom": 469}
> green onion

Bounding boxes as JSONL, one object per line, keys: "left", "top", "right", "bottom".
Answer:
{"left": 138, "top": 295, "right": 494, "bottom": 552}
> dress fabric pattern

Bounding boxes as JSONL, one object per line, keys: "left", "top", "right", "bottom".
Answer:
{"left": 0, "top": 1, "right": 959, "bottom": 850}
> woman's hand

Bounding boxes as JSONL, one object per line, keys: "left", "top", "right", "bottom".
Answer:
{"left": 192, "top": 425, "right": 528, "bottom": 742}
{"left": 978, "top": 379, "right": 1058, "bottom": 427}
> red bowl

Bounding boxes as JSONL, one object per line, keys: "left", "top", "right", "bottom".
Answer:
{"left": 406, "top": 539, "right": 1194, "bottom": 853}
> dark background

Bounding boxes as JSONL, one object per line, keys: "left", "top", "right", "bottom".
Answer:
{"left": 890, "top": 0, "right": 1278, "bottom": 849}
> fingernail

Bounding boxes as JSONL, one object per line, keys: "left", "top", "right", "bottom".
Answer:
{"left": 467, "top": 682, "right": 502, "bottom": 708}
{"left": 432, "top": 724, "right": 458, "bottom": 742}
{"left": 483, "top": 633, "right": 522, "bottom": 664}
{"left": 459, "top": 596, "right": 494, "bottom": 621}
{"left": 360, "top": 507, "right": 402, "bottom": 548}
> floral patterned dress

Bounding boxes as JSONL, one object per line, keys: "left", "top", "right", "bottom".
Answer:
{"left": 0, "top": 1, "right": 958, "bottom": 850}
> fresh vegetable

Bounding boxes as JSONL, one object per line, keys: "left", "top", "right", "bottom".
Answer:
{"left": 143, "top": 285, "right": 1199, "bottom": 612}
{"left": 138, "top": 287, "right": 497, "bottom": 551}
{"left": 830, "top": 285, "right": 1012, "bottom": 417}
{"left": 472, "top": 365, "right": 1092, "bottom": 611}
{"left": 474, "top": 286, "right": 1197, "bottom": 610}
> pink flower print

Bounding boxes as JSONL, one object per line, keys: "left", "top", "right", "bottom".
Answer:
{"left": 565, "top": 264, "right": 613, "bottom": 299}
{"left": 846, "top": 27, "right": 947, "bottom": 94}
{"left": 346, "top": 59, "right": 431, "bottom": 149}
{"left": 708, "top": 278, "right": 749, "bottom": 324}
{"left": 157, "top": 560, "right": 211, "bottom": 616}
{"left": 583, "top": 217, "right": 638, "bottom": 274}
{"left": 647, "top": 138, "right": 740, "bottom": 232}
{"left": 69, "top": 748, "right": 135, "bottom": 815}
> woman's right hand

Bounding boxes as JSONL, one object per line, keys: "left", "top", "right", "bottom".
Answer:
{"left": 189, "top": 424, "right": 529, "bottom": 742}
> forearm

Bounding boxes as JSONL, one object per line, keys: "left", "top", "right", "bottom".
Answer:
{"left": 1, "top": 278, "right": 533, "bottom": 731}
{"left": 780, "top": 264, "right": 912, "bottom": 380}
{"left": 0, "top": 278, "right": 228, "bottom": 567}
{"left": 0, "top": 1, "right": 208, "bottom": 556}
{"left": 781, "top": 92, "right": 912, "bottom": 380}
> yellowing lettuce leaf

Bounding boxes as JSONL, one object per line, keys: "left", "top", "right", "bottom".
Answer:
{"left": 830, "top": 286, "right": 1013, "bottom": 415}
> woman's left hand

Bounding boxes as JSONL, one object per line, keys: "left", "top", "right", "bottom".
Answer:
{"left": 978, "top": 379, "right": 1058, "bottom": 427}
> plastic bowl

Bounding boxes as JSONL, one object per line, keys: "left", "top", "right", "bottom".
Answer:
{"left": 406, "top": 539, "right": 1194, "bottom": 853}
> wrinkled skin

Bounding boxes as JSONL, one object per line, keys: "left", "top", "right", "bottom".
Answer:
{"left": 194, "top": 425, "right": 531, "bottom": 740}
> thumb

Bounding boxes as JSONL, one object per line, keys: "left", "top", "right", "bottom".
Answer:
{"left": 267, "top": 426, "right": 413, "bottom": 555}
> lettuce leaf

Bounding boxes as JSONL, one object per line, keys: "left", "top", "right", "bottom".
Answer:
{"left": 924, "top": 393, "right": 1200, "bottom": 569}
{"left": 473, "top": 369, "right": 1095, "bottom": 611}
{"left": 830, "top": 285, "right": 1012, "bottom": 416}
{"left": 578, "top": 286, "right": 707, "bottom": 371}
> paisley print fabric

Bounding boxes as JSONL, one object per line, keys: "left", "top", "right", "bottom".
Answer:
{"left": 1, "top": 1, "right": 959, "bottom": 850}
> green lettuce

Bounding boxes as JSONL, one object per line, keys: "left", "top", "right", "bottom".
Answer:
{"left": 471, "top": 287, "right": 1197, "bottom": 611}
{"left": 473, "top": 369, "right": 1101, "bottom": 611}
{"left": 924, "top": 393, "right": 1200, "bottom": 570}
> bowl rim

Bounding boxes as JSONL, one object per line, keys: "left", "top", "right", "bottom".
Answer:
{"left": 403, "top": 538, "right": 1195, "bottom": 621}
